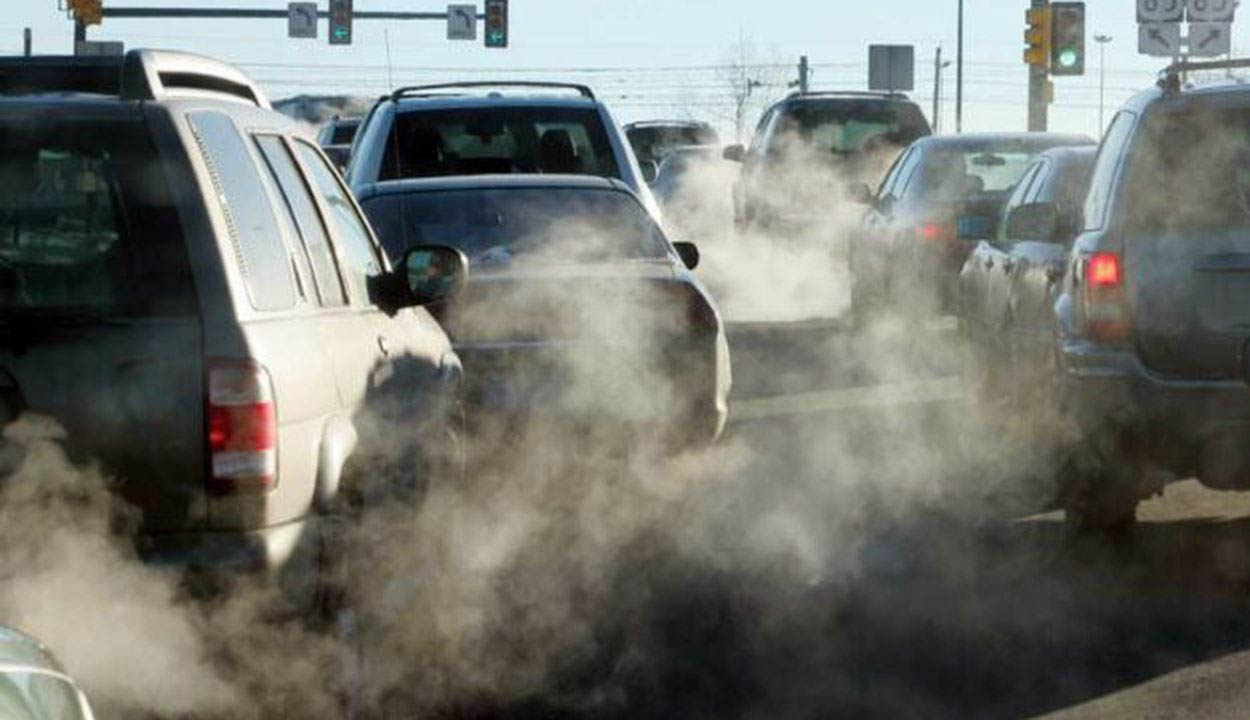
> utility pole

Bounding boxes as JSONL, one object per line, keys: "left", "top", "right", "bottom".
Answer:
{"left": 23, "top": 28, "right": 31, "bottom": 56}
{"left": 933, "top": 47, "right": 952, "bottom": 134}
{"left": 956, "top": 0, "right": 964, "bottom": 132}
{"left": 1094, "top": 34, "right": 1113, "bottom": 136}
{"left": 797, "top": 55, "right": 809, "bottom": 94}
{"left": 1027, "top": 0, "right": 1049, "bottom": 132}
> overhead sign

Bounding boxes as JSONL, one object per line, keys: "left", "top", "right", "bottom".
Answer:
{"left": 1138, "top": 0, "right": 1185, "bottom": 23}
{"left": 1188, "top": 21, "right": 1232, "bottom": 55}
{"left": 1187, "top": 0, "right": 1236, "bottom": 22}
{"left": 288, "top": 2, "right": 317, "bottom": 39}
{"left": 447, "top": 4, "right": 476, "bottom": 40}
{"left": 868, "top": 45, "right": 915, "bottom": 92}
{"left": 1139, "top": 22, "right": 1182, "bottom": 56}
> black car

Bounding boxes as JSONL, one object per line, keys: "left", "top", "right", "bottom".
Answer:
{"left": 356, "top": 175, "right": 731, "bottom": 447}
{"left": 959, "top": 146, "right": 1095, "bottom": 402}
{"left": 849, "top": 132, "right": 1094, "bottom": 322}
{"left": 1051, "top": 63, "right": 1250, "bottom": 529}
{"left": 723, "top": 91, "right": 931, "bottom": 232}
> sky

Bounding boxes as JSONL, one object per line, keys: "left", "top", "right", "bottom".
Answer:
{"left": 3, "top": 1, "right": 1236, "bottom": 140}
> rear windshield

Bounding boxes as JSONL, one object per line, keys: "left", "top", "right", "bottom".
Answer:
{"left": 1123, "top": 106, "right": 1250, "bottom": 233}
{"left": 381, "top": 107, "right": 619, "bottom": 181}
{"left": 627, "top": 125, "right": 719, "bottom": 162}
{"left": 769, "top": 101, "right": 929, "bottom": 156}
{"left": 361, "top": 187, "right": 668, "bottom": 265}
{"left": 328, "top": 120, "right": 358, "bottom": 145}
{"left": 922, "top": 149, "right": 1034, "bottom": 198}
{"left": 0, "top": 113, "right": 193, "bottom": 317}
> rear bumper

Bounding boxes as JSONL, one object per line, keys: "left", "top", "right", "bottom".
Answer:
{"left": 1059, "top": 337, "right": 1250, "bottom": 480}
{"left": 137, "top": 516, "right": 308, "bottom": 573}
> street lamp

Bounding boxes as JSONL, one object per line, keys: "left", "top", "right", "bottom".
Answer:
{"left": 1094, "top": 34, "right": 1113, "bottom": 136}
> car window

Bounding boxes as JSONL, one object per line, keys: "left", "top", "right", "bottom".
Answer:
{"left": 0, "top": 672, "right": 86, "bottom": 720}
{"left": 877, "top": 146, "right": 916, "bottom": 200}
{"left": 922, "top": 149, "right": 1034, "bottom": 198}
{"left": 0, "top": 116, "right": 194, "bottom": 318}
{"left": 895, "top": 147, "right": 925, "bottom": 201}
{"left": 1084, "top": 110, "right": 1136, "bottom": 230}
{"left": 998, "top": 161, "right": 1045, "bottom": 244}
{"left": 253, "top": 135, "right": 348, "bottom": 307}
{"left": 294, "top": 141, "right": 382, "bottom": 306}
{"left": 381, "top": 107, "right": 619, "bottom": 180}
{"left": 748, "top": 109, "right": 774, "bottom": 155}
{"left": 361, "top": 188, "right": 669, "bottom": 265}
{"left": 766, "top": 101, "right": 929, "bottom": 159}
{"left": 188, "top": 112, "right": 297, "bottom": 311}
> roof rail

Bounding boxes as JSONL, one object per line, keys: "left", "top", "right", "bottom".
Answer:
{"left": 0, "top": 49, "right": 268, "bottom": 108}
{"left": 786, "top": 90, "right": 910, "bottom": 100}
{"left": 390, "top": 81, "right": 595, "bottom": 101}
{"left": 1158, "top": 57, "right": 1250, "bottom": 94}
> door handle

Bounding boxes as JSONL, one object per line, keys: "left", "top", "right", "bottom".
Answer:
{"left": 377, "top": 335, "right": 391, "bottom": 357}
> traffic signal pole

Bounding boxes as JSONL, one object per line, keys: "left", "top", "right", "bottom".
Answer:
{"left": 100, "top": 7, "right": 483, "bottom": 21}
{"left": 1028, "top": 0, "right": 1049, "bottom": 131}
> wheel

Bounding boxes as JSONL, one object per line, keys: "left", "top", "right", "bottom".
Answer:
{"left": 1057, "top": 434, "right": 1141, "bottom": 534}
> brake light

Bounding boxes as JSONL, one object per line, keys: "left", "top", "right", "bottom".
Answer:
{"left": 917, "top": 220, "right": 956, "bottom": 246}
{"left": 206, "top": 359, "right": 276, "bottom": 494}
{"left": 1082, "top": 251, "right": 1129, "bottom": 342}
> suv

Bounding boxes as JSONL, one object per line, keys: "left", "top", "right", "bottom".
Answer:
{"left": 1054, "top": 61, "right": 1250, "bottom": 529}
{"left": 723, "top": 91, "right": 932, "bottom": 232}
{"left": 623, "top": 119, "right": 720, "bottom": 165}
{"left": 344, "top": 81, "right": 662, "bottom": 219}
{"left": 0, "top": 51, "right": 465, "bottom": 581}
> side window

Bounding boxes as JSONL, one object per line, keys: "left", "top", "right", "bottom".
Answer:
{"left": 188, "top": 112, "right": 297, "bottom": 311}
{"left": 253, "top": 135, "right": 347, "bottom": 307}
{"left": 895, "top": 148, "right": 925, "bottom": 201}
{"left": 1024, "top": 162, "right": 1050, "bottom": 204}
{"left": 1084, "top": 111, "right": 1136, "bottom": 230}
{"left": 294, "top": 141, "right": 382, "bottom": 306}
{"left": 877, "top": 147, "right": 914, "bottom": 199}
{"left": 748, "top": 109, "right": 773, "bottom": 154}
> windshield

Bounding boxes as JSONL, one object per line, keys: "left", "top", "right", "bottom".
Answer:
{"left": 770, "top": 101, "right": 929, "bottom": 156}
{"left": 627, "top": 125, "right": 719, "bottom": 162}
{"left": 922, "top": 149, "right": 1034, "bottom": 198}
{"left": 361, "top": 187, "right": 669, "bottom": 265}
{"left": 381, "top": 107, "right": 619, "bottom": 180}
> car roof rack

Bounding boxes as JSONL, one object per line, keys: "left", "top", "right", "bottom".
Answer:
{"left": 1158, "top": 58, "right": 1250, "bottom": 94}
{"left": 390, "top": 81, "right": 595, "bottom": 101}
{"left": 625, "top": 119, "right": 710, "bottom": 127}
{"left": 0, "top": 49, "right": 269, "bottom": 108}
{"left": 786, "top": 90, "right": 910, "bottom": 100}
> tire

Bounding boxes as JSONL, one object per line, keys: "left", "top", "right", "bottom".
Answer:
{"left": 1057, "top": 436, "right": 1141, "bottom": 534}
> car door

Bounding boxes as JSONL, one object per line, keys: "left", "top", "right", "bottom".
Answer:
{"left": 860, "top": 145, "right": 921, "bottom": 291}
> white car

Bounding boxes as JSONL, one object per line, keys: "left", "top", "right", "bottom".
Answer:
{"left": 0, "top": 627, "right": 96, "bottom": 719}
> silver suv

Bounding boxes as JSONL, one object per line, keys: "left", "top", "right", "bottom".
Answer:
{"left": 0, "top": 51, "right": 466, "bottom": 579}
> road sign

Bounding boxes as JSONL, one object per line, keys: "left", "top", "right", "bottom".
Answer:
{"left": 329, "top": 0, "right": 352, "bottom": 45}
{"left": 868, "top": 45, "right": 915, "bottom": 92}
{"left": 1188, "top": 21, "right": 1232, "bottom": 55}
{"left": 447, "top": 4, "right": 476, "bottom": 40}
{"left": 1138, "top": 0, "right": 1185, "bottom": 23}
{"left": 1139, "top": 22, "right": 1182, "bottom": 56}
{"left": 288, "top": 2, "right": 317, "bottom": 39}
{"left": 1187, "top": 0, "right": 1236, "bottom": 22}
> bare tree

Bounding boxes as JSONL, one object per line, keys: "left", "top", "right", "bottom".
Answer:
{"left": 717, "top": 32, "right": 784, "bottom": 143}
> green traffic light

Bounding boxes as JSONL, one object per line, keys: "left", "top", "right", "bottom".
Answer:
{"left": 1058, "top": 48, "right": 1077, "bottom": 67}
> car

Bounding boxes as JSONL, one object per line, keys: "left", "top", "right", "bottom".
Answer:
{"left": 650, "top": 145, "right": 736, "bottom": 243}
{"left": 623, "top": 119, "right": 720, "bottom": 168}
{"left": 1049, "top": 61, "right": 1250, "bottom": 530}
{"left": 316, "top": 114, "right": 360, "bottom": 171}
{"left": 355, "top": 174, "right": 731, "bottom": 447}
{"left": 723, "top": 91, "right": 932, "bottom": 232}
{"left": 0, "top": 51, "right": 466, "bottom": 590}
{"left": 848, "top": 132, "right": 1094, "bottom": 322}
{"left": 344, "top": 81, "right": 663, "bottom": 220}
{"left": 958, "top": 146, "right": 1096, "bottom": 402}
{"left": 0, "top": 627, "right": 96, "bottom": 719}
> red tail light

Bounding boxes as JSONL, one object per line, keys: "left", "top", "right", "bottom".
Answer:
{"left": 1082, "top": 251, "right": 1129, "bottom": 342}
{"left": 917, "top": 220, "right": 956, "bottom": 245}
{"left": 206, "top": 359, "right": 276, "bottom": 494}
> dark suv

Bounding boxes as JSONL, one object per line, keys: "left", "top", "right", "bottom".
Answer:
{"left": 723, "top": 91, "right": 931, "bottom": 232}
{"left": 1054, "top": 61, "right": 1250, "bottom": 529}
{"left": 0, "top": 51, "right": 465, "bottom": 581}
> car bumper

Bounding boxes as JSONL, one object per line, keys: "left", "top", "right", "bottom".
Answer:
{"left": 137, "top": 516, "right": 308, "bottom": 572}
{"left": 1059, "top": 337, "right": 1250, "bottom": 481}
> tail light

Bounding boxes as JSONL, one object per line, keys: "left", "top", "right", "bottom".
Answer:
{"left": 206, "top": 359, "right": 276, "bottom": 494}
{"left": 917, "top": 220, "right": 957, "bottom": 246}
{"left": 1082, "top": 251, "right": 1129, "bottom": 342}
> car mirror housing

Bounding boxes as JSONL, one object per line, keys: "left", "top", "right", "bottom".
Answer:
{"left": 404, "top": 244, "right": 468, "bottom": 305}
{"left": 722, "top": 144, "right": 746, "bottom": 163}
{"left": 640, "top": 159, "right": 659, "bottom": 184}
{"left": 672, "top": 241, "right": 700, "bottom": 270}
{"left": 1005, "top": 202, "right": 1060, "bottom": 242}
{"left": 846, "top": 182, "right": 875, "bottom": 206}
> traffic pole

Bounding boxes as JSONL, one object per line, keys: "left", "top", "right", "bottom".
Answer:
{"left": 956, "top": 0, "right": 963, "bottom": 133}
{"left": 23, "top": 28, "right": 31, "bottom": 56}
{"left": 1027, "top": 0, "right": 1049, "bottom": 132}
{"left": 798, "top": 55, "right": 809, "bottom": 94}
{"left": 932, "top": 46, "right": 941, "bottom": 133}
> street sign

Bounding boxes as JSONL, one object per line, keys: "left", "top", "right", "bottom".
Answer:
{"left": 1187, "top": 0, "right": 1236, "bottom": 22}
{"left": 1139, "top": 22, "right": 1182, "bottom": 56}
{"left": 329, "top": 0, "right": 352, "bottom": 45}
{"left": 868, "top": 45, "right": 915, "bottom": 92}
{"left": 1188, "top": 21, "right": 1232, "bottom": 55}
{"left": 74, "top": 40, "right": 123, "bottom": 56}
{"left": 288, "top": 2, "right": 317, "bottom": 39}
{"left": 1138, "top": 0, "right": 1184, "bottom": 23}
{"left": 447, "top": 4, "right": 476, "bottom": 40}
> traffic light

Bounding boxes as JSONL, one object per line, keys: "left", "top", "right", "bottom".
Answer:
{"left": 67, "top": 0, "right": 103, "bottom": 27}
{"left": 328, "top": 0, "right": 352, "bottom": 45}
{"left": 1023, "top": 6, "right": 1051, "bottom": 67}
{"left": 484, "top": 0, "right": 508, "bottom": 48}
{"left": 1050, "top": 2, "right": 1085, "bottom": 76}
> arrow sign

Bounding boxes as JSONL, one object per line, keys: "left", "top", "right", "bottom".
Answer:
{"left": 288, "top": 2, "right": 317, "bottom": 38}
{"left": 1139, "top": 21, "right": 1181, "bottom": 56}
{"left": 447, "top": 3, "right": 476, "bottom": 40}
{"left": 1188, "top": 21, "right": 1232, "bottom": 56}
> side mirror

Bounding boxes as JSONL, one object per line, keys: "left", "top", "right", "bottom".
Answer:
{"left": 372, "top": 244, "right": 467, "bottom": 313}
{"left": 1005, "top": 202, "right": 1059, "bottom": 242}
{"left": 640, "top": 159, "right": 659, "bottom": 184}
{"left": 722, "top": 144, "right": 746, "bottom": 163}
{"left": 672, "top": 241, "right": 700, "bottom": 270}
{"left": 846, "top": 182, "right": 874, "bottom": 205}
